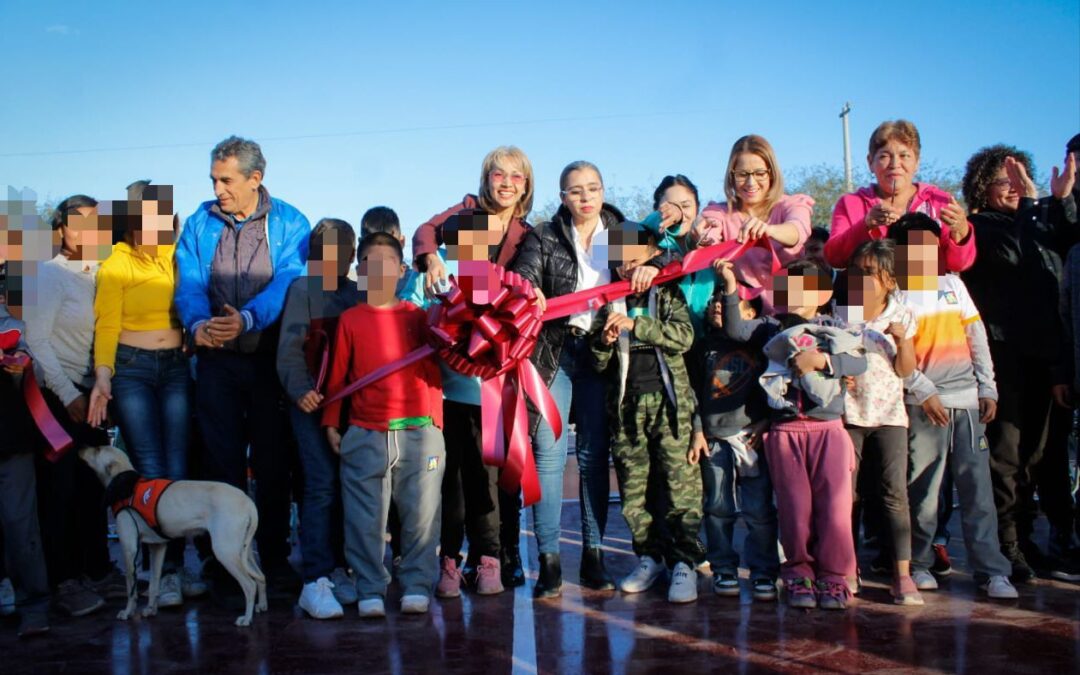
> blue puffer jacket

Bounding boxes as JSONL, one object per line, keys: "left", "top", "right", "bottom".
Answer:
{"left": 175, "top": 196, "right": 311, "bottom": 333}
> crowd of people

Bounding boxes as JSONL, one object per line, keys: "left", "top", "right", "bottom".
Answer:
{"left": 0, "top": 122, "right": 1078, "bottom": 637}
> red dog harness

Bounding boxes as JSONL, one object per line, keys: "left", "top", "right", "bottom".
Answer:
{"left": 112, "top": 477, "right": 174, "bottom": 537}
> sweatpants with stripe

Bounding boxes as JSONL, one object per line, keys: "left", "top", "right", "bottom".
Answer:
{"left": 340, "top": 425, "right": 445, "bottom": 600}
{"left": 907, "top": 405, "right": 1011, "bottom": 578}
{"left": 764, "top": 418, "right": 856, "bottom": 585}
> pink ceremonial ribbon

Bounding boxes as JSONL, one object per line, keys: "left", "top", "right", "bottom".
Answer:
{"left": 0, "top": 335, "right": 74, "bottom": 462}
{"left": 319, "top": 236, "right": 780, "bottom": 506}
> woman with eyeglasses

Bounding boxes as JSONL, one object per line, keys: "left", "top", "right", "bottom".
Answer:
{"left": 511, "top": 160, "right": 667, "bottom": 598}
{"left": 692, "top": 135, "right": 814, "bottom": 312}
{"left": 825, "top": 119, "right": 975, "bottom": 271}
{"left": 410, "top": 146, "right": 535, "bottom": 591}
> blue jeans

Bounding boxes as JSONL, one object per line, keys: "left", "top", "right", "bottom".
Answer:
{"left": 700, "top": 439, "right": 779, "bottom": 580}
{"left": 111, "top": 345, "right": 191, "bottom": 570}
{"left": 290, "top": 406, "right": 345, "bottom": 582}
{"left": 531, "top": 335, "right": 609, "bottom": 555}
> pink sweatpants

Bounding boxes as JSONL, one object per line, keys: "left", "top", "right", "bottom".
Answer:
{"left": 764, "top": 417, "right": 856, "bottom": 584}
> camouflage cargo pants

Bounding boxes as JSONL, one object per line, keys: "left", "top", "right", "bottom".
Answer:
{"left": 612, "top": 391, "right": 704, "bottom": 565}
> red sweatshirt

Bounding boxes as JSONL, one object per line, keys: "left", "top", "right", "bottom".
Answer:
{"left": 321, "top": 302, "right": 443, "bottom": 432}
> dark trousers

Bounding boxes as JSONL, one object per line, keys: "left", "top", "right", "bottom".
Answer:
{"left": 848, "top": 425, "right": 912, "bottom": 561}
{"left": 1, "top": 452, "right": 49, "bottom": 612}
{"left": 35, "top": 386, "right": 112, "bottom": 586}
{"left": 289, "top": 406, "right": 345, "bottom": 581}
{"left": 987, "top": 340, "right": 1076, "bottom": 546}
{"left": 195, "top": 349, "right": 292, "bottom": 564}
{"left": 440, "top": 401, "right": 501, "bottom": 561}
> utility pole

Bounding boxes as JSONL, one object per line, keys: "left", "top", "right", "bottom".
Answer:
{"left": 839, "top": 102, "right": 853, "bottom": 193}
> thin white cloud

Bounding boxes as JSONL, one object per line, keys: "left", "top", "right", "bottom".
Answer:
{"left": 45, "top": 25, "right": 79, "bottom": 36}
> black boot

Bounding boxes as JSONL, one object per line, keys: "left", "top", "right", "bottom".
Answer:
{"left": 1002, "top": 541, "right": 1035, "bottom": 584}
{"left": 501, "top": 546, "right": 526, "bottom": 588}
{"left": 533, "top": 553, "right": 562, "bottom": 598}
{"left": 579, "top": 547, "right": 616, "bottom": 591}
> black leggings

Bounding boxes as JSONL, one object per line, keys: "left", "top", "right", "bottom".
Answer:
{"left": 848, "top": 425, "right": 912, "bottom": 561}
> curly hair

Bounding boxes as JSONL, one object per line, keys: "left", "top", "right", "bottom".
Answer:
{"left": 962, "top": 144, "right": 1035, "bottom": 212}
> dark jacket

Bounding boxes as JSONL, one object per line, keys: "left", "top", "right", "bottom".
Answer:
{"left": 961, "top": 195, "right": 1078, "bottom": 362}
{"left": 696, "top": 324, "right": 769, "bottom": 439}
{"left": 0, "top": 305, "right": 34, "bottom": 457}
{"left": 509, "top": 202, "right": 627, "bottom": 388}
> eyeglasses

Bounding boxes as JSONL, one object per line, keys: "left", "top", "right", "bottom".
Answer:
{"left": 732, "top": 169, "right": 770, "bottom": 184}
{"left": 489, "top": 170, "right": 527, "bottom": 186}
{"left": 989, "top": 178, "right": 1012, "bottom": 189}
{"left": 560, "top": 184, "right": 603, "bottom": 200}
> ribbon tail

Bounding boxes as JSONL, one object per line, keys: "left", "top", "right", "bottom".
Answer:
{"left": 498, "top": 370, "right": 541, "bottom": 506}
{"left": 23, "top": 368, "right": 74, "bottom": 462}
{"left": 518, "top": 359, "right": 561, "bottom": 441}
{"left": 480, "top": 374, "right": 508, "bottom": 468}
{"left": 318, "top": 345, "right": 435, "bottom": 409}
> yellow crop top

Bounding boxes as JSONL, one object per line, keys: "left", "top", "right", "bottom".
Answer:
{"left": 93, "top": 243, "right": 181, "bottom": 373}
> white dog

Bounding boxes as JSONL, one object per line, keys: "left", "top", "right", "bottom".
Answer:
{"left": 80, "top": 445, "right": 268, "bottom": 626}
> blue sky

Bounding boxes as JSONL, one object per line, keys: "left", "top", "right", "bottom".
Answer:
{"left": 2, "top": 0, "right": 1077, "bottom": 254}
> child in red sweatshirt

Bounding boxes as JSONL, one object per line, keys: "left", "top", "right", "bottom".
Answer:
{"left": 322, "top": 232, "right": 444, "bottom": 619}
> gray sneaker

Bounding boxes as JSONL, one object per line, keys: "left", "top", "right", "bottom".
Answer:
{"left": 56, "top": 579, "right": 105, "bottom": 617}
{"left": 86, "top": 567, "right": 128, "bottom": 600}
{"left": 158, "top": 573, "right": 183, "bottom": 607}
{"left": 329, "top": 567, "right": 358, "bottom": 606}
{"left": 180, "top": 567, "right": 208, "bottom": 598}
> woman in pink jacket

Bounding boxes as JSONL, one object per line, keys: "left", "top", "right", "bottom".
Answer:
{"left": 825, "top": 120, "right": 974, "bottom": 271}
{"left": 693, "top": 134, "right": 814, "bottom": 312}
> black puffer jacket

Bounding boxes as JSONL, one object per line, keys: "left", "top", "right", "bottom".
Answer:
{"left": 511, "top": 203, "right": 626, "bottom": 385}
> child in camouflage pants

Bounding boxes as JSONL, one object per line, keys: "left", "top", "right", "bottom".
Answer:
{"left": 591, "top": 221, "right": 702, "bottom": 604}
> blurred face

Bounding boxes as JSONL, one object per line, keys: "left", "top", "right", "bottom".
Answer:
{"left": 869, "top": 139, "right": 919, "bottom": 196}
{"left": 133, "top": 199, "right": 177, "bottom": 250}
{"left": 706, "top": 295, "right": 756, "bottom": 329}
{"left": 356, "top": 243, "right": 405, "bottom": 303}
{"left": 560, "top": 168, "right": 604, "bottom": 224}
{"left": 611, "top": 242, "right": 655, "bottom": 281}
{"left": 804, "top": 238, "right": 825, "bottom": 259}
{"left": 985, "top": 165, "right": 1020, "bottom": 214}
{"left": 895, "top": 230, "right": 940, "bottom": 290}
{"left": 660, "top": 184, "right": 698, "bottom": 231}
{"left": 842, "top": 255, "right": 894, "bottom": 322}
{"left": 59, "top": 206, "right": 112, "bottom": 261}
{"left": 773, "top": 268, "right": 832, "bottom": 317}
{"left": 308, "top": 231, "right": 355, "bottom": 290}
{"left": 446, "top": 214, "right": 503, "bottom": 262}
{"left": 0, "top": 228, "right": 21, "bottom": 266}
{"left": 732, "top": 152, "right": 771, "bottom": 213}
{"left": 486, "top": 159, "right": 528, "bottom": 212}
{"left": 211, "top": 156, "right": 262, "bottom": 217}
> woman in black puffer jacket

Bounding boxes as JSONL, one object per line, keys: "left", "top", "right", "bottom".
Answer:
{"left": 511, "top": 160, "right": 670, "bottom": 598}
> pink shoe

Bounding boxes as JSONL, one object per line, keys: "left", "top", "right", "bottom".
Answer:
{"left": 436, "top": 556, "right": 462, "bottom": 599}
{"left": 475, "top": 556, "right": 505, "bottom": 596}
{"left": 891, "top": 575, "right": 925, "bottom": 606}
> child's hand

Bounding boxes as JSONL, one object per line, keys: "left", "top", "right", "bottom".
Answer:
{"left": 921, "top": 394, "right": 949, "bottom": 427}
{"left": 978, "top": 398, "right": 997, "bottom": 424}
{"left": 325, "top": 427, "right": 343, "bottom": 455}
{"left": 629, "top": 264, "right": 659, "bottom": 294}
{"left": 791, "top": 349, "right": 827, "bottom": 376}
{"left": 297, "top": 390, "right": 324, "bottom": 414}
{"left": 842, "top": 375, "right": 857, "bottom": 393}
{"left": 686, "top": 431, "right": 709, "bottom": 465}
{"left": 714, "top": 260, "right": 738, "bottom": 294}
{"left": 601, "top": 325, "right": 619, "bottom": 345}
{"left": 604, "top": 312, "right": 635, "bottom": 336}
{"left": 0, "top": 349, "right": 28, "bottom": 375}
{"left": 746, "top": 420, "right": 769, "bottom": 450}
{"left": 885, "top": 322, "right": 906, "bottom": 341}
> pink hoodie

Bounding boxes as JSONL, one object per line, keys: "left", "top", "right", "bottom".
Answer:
{"left": 825, "top": 183, "right": 976, "bottom": 271}
{"left": 697, "top": 193, "right": 814, "bottom": 313}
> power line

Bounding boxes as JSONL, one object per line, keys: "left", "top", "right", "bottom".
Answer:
{"left": 0, "top": 109, "right": 721, "bottom": 159}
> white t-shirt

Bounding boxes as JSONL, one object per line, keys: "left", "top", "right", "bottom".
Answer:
{"left": 837, "top": 295, "right": 917, "bottom": 428}
{"left": 567, "top": 217, "right": 611, "bottom": 332}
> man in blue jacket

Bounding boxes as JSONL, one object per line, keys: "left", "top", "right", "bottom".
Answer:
{"left": 175, "top": 136, "right": 310, "bottom": 599}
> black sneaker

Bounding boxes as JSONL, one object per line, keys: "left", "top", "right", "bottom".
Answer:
{"left": 17, "top": 610, "right": 49, "bottom": 638}
{"left": 1049, "top": 550, "right": 1080, "bottom": 582}
{"left": 55, "top": 579, "right": 105, "bottom": 617}
{"left": 501, "top": 547, "right": 526, "bottom": 588}
{"left": 1002, "top": 541, "right": 1035, "bottom": 584}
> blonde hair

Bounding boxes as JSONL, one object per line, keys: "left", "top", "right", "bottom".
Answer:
{"left": 724, "top": 135, "right": 785, "bottom": 217}
{"left": 869, "top": 120, "right": 921, "bottom": 158}
{"left": 478, "top": 146, "right": 534, "bottom": 220}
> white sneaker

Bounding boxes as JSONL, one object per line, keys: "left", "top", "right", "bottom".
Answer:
{"left": 667, "top": 562, "right": 698, "bottom": 603}
{"left": 329, "top": 568, "right": 357, "bottom": 606}
{"left": 620, "top": 555, "right": 665, "bottom": 593}
{"left": 982, "top": 575, "right": 1018, "bottom": 599}
{"left": 400, "top": 594, "right": 430, "bottom": 614}
{"left": 912, "top": 570, "right": 938, "bottom": 591}
{"left": 299, "top": 578, "right": 344, "bottom": 619}
{"left": 357, "top": 597, "right": 386, "bottom": 618}
{"left": 158, "top": 573, "right": 183, "bottom": 608}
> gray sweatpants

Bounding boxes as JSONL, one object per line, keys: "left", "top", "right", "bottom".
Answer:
{"left": 340, "top": 425, "right": 445, "bottom": 600}
{"left": 907, "top": 405, "right": 1011, "bottom": 578}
